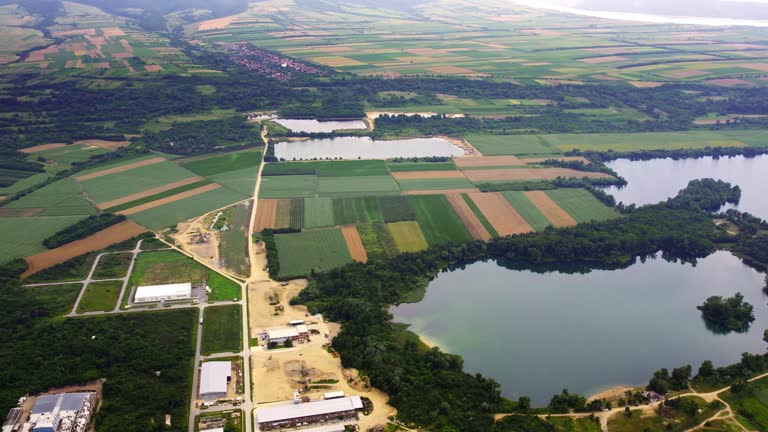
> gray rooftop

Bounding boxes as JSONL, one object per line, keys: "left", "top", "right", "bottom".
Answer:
{"left": 256, "top": 396, "right": 363, "bottom": 424}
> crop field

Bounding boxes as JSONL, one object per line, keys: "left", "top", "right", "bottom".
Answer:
{"left": 103, "top": 179, "right": 212, "bottom": 213}
{"left": 355, "top": 223, "right": 389, "bottom": 260}
{"left": 92, "top": 252, "right": 133, "bottom": 279}
{"left": 341, "top": 224, "right": 367, "bottom": 262}
{"left": 318, "top": 176, "right": 400, "bottom": 196}
{"left": 274, "top": 228, "right": 353, "bottom": 278}
{"left": 465, "top": 134, "right": 559, "bottom": 156}
{"left": 378, "top": 196, "right": 416, "bottom": 222}
{"left": 128, "top": 250, "right": 240, "bottom": 300}
{"left": 523, "top": 191, "right": 577, "bottom": 228}
{"left": 4, "top": 178, "right": 96, "bottom": 216}
{"left": 33, "top": 143, "right": 110, "bottom": 165}
{"left": 544, "top": 189, "right": 622, "bottom": 223}
{"left": 461, "top": 194, "right": 499, "bottom": 238}
{"left": 467, "top": 192, "right": 534, "bottom": 236}
{"left": 275, "top": 199, "right": 291, "bottom": 228}
{"left": 77, "top": 280, "right": 121, "bottom": 313}
{"left": 303, "top": 197, "right": 334, "bottom": 228}
{"left": 127, "top": 187, "right": 247, "bottom": 230}
{"left": 209, "top": 166, "right": 260, "bottom": 196}
{"left": 253, "top": 199, "right": 278, "bottom": 232}
{"left": 263, "top": 160, "right": 388, "bottom": 177}
{"left": 201, "top": 305, "right": 242, "bottom": 355}
{"left": 78, "top": 159, "right": 198, "bottom": 203}
{"left": 333, "top": 197, "right": 384, "bottom": 225}
{"left": 387, "top": 221, "right": 429, "bottom": 253}
{"left": 0, "top": 215, "right": 85, "bottom": 264}
{"left": 538, "top": 130, "right": 767, "bottom": 152}
{"left": 181, "top": 151, "right": 262, "bottom": 176}
{"left": 289, "top": 197, "right": 304, "bottom": 229}
{"left": 502, "top": 191, "right": 554, "bottom": 232}
{"left": 397, "top": 177, "right": 475, "bottom": 191}
{"left": 445, "top": 193, "right": 491, "bottom": 241}
{"left": 259, "top": 175, "right": 318, "bottom": 198}
{"left": 387, "top": 162, "right": 457, "bottom": 172}
{"left": 408, "top": 195, "right": 473, "bottom": 246}
{"left": 218, "top": 201, "right": 252, "bottom": 277}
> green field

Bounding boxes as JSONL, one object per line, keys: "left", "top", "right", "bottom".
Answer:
{"left": 608, "top": 396, "right": 723, "bottom": 432}
{"left": 5, "top": 178, "right": 96, "bottom": 216}
{"left": 289, "top": 197, "right": 304, "bottom": 229}
{"left": 259, "top": 175, "right": 317, "bottom": 198}
{"left": 318, "top": 176, "right": 400, "bottom": 196}
{"left": 34, "top": 143, "right": 109, "bottom": 165}
{"left": 181, "top": 151, "right": 262, "bottom": 176}
{"left": 201, "top": 305, "right": 242, "bottom": 355}
{"left": 355, "top": 223, "right": 387, "bottom": 260}
{"left": 27, "top": 284, "right": 82, "bottom": 317}
{"left": 128, "top": 187, "right": 247, "bottom": 230}
{"left": 539, "top": 130, "right": 766, "bottom": 152}
{"left": 333, "top": 197, "right": 384, "bottom": 225}
{"left": 397, "top": 178, "right": 475, "bottom": 191}
{"left": 0, "top": 215, "right": 86, "bottom": 263}
{"left": 721, "top": 375, "right": 768, "bottom": 431}
{"left": 78, "top": 280, "right": 121, "bottom": 313}
{"left": 211, "top": 166, "right": 260, "bottom": 196}
{"left": 408, "top": 195, "right": 473, "bottom": 246}
{"left": 378, "top": 196, "right": 416, "bottom": 222}
{"left": 218, "top": 201, "right": 251, "bottom": 277}
{"left": 128, "top": 250, "right": 240, "bottom": 301}
{"left": 263, "top": 160, "right": 388, "bottom": 177}
{"left": 502, "top": 191, "right": 554, "bottom": 232}
{"left": 79, "top": 160, "right": 198, "bottom": 203}
{"left": 465, "top": 134, "right": 559, "bottom": 156}
{"left": 303, "top": 197, "right": 334, "bottom": 228}
{"left": 104, "top": 180, "right": 213, "bottom": 213}
{"left": 545, "top": 189, "right": 622, "bottom": 223}
{"left": 387, "top": 221, "right": 428, "bottom": 253}
{"left": 274, "top": 228, "right": 353, "bottom": 278}
{"left": 387, "top": 162, "right": 457, "bottom": 172}
{"left": 92, "top": 253, "right": 133, "bottom": 279}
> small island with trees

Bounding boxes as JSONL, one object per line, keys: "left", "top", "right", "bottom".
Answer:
{"left": 697, "top": 293, "right": 755, "bottom": 333}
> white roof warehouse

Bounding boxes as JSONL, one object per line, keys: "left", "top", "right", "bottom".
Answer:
{"left": 199, "top": 361, "right": 231, "bottom": 401}
{"left": 255, "top": 396, "right": 363, "bottom": 430}
{"left": 134, "top": 283, "right": 192, "bottom": 303}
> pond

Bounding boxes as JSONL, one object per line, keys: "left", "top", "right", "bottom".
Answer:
{"left": 390, "top": 251, "right": 768, "bottom": 405}
{"left": 603, "top": 155, "right": 768, "bottom": 219}
{"left": 272, "top": 118, "right": 368, "bottom": 133}
{"left": 274, "top": 137, "right": 465, "bottom": 160}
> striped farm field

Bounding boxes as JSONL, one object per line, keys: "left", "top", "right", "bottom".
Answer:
{"left": 502, "top": 191, "right": 554, "bottom": 231}
{"left": 445, "top": 194, "right": 491, "bottom": 241}
{"left": 259, "top": 175, "right": 317, "bottom": 198}
{"left": 387, "top": 221, "right": 429, "bottom": 253}
{"left": 523, "top": 191, "right": 576, "bottom": 227}
{"left": 128, "top": 187, "right": 247, "bottom": 230}
{"left": 253, "top": 199, "right": 278, "bottom": 232}
{"left": 544, "top": 189, "right": 621, "bottom": 223}
{"left": 397, "top": 177, "right": 476, "bottom": 191}
{"left": 74, "top": 156, "right": 166, "bottom": 181}
{"left": 303, "top": 197, "right": 334, "bottom": 228}
{"left": 275, "top": 199, "right": 291, "bottom": 228}
{"left": 408, "top": 195, "right": 473, "bottom": 246}
{"left": 318, "top": 176, "right": 400, "bottom": 197}
{"left": 274, "top": 228, "right": 353, "bottom": 278}
{"left": 374, "top": 223, "right": 399, "bottom": 258}
{"left": 464, "top": 134, "right": 558, "bottom": 156}
{"left": 180, "top": 150, "right": 262, "bottom": 176}
{"left": 391, "top": 171, "right": 466, "bottom": 180}
{"left": 463, "top": 168, "right": 612, "bottom": 182}
{"left": 289, "top": 197, "right": 305, "bottom": 229}
{"left": 468, "top": 192, "right": 534, "bottom": 236}
{"left": 0, "top": 215, "right": 86, "bottom": 264}
{"left": 79, "top": 160, "right": 198, "bottom": 203}
{"left": 377, "top": 196, "right": 415, "bottom": 222}
{"left": 118, "top": 184, "right": 222, "bottom": 215}
{"left": 4, "top": 178, "right": 96, "bottom": 216}
{"left": 355, "top": 224, "right": 388, "bottom": 260}
{"left": 263, "top": 160, "right": 389, "bottom": 177}
{"left": 333, "top": 197, "right": 384, "bottom": 225}
{"left": 537, "top": 130, "right": 763, "bottom": 152}
{"left": 341, "top": 225, "right": 368, "bottom": 263}
{"left": 387, "top": 162, "right": 457, "bottom": 172}
{"left": 454, "top": 156, "right": 526, "bottom": 167}
{"left": 462, "top": 194, "right": 499, "bottom": 238}
{"left": 100, "top": 177, "right": 207, "bottom": 210}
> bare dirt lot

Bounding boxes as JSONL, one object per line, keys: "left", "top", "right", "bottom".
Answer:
{"left": 341, "top": 225, "right": 367, "bottom": 263}
{"left": 467, "top": 192, "right": 533, "bottom": 236}
{"left": 118, "top": 184, "right": 221, "bottom": 215}
{"left": 445, "top": 193, "right": 491, "bottom": 241}
{"left": 23, "top": 221, "right": 147, "bottom": 278}
{"left": 524, "top": 191, "right": 577, "bottom": 227}
{"left": 74, "top": 157, "right": 165, "bottom": 181}
{"left": 98, "top": 176, "right": 205, "bottom": 209}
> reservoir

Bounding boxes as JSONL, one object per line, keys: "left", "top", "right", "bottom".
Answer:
{"left": 604, "top": 155, "right": 768, "bottom": 219}
{"left": 274, "top": 137, "right": 464, "bottom": 160}
{"left": 390, "top": 251, "right": 768, "bottom": 405}
{"left": 272, "top": 118, "right": 368, "bottom": 133}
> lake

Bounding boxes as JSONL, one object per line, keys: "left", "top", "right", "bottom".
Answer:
{"left": 604, "top": 155, "right": 768, "bottom": 219}
{"left": 272, "top": 118, "right": 368, "bottom": 133}
{"left": 274, "top": 137, "right": 465, "bottom": 160}
{"left": 391, "top": 252, "right": 768, "bottom": 405}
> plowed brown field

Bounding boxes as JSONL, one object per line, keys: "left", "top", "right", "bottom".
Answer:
{"left": 454, "top": 156, "right": 524, "bottom": 167}
{"left": 98, "top": 176, "right": 205, "bottom": 209}
{"left": 75, "top": 157, "right": 165, "bottom": 181}
{"left": 21, "top": 143, "right": 66, "bottom": 153}
{"left": 253, "top": 199, "right": 278, "bottom": 232}
{"left": 391, "top": 171, "right": 467, "bottom": 180}
{"left": 77, "top": 139, "right": 130, "bottom": 150}
{"left": 341, "top": 225, "right": 368, "bottom": 263}
{"left": 118, "top": 184, "right": 221, "bottom": 215}
{"left": 445, "top": 194, "right": 491, "bottom": 241}
{"left": 468, "top": 192, "right": 533, "bottom": 236}
{"left": 524, "top": 191, "right": 577, "bottom": 227}
{"left": 23, "top": 221, "right": 147, "bottom": 278}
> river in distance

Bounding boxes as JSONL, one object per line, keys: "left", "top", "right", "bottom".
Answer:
{"left": 391, "top": 252, "right": 768, "bottom": 405}
{"left": 603, "top": 155, "right": 768, "bottom": 219}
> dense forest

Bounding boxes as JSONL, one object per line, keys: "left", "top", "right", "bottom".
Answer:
{"left": 140, "top": 117, "right": 263, "bottom": 155}
{"left": 291, "top": 180, "right": 740, "bottom": 430}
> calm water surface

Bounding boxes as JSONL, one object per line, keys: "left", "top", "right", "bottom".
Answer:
{"left": 391, "top": 252, "right": 767, "bottom": 405}
{"left": 272, "top": 119, "right": 368, "bottom": 133}
{"left": 275, "top": 137, "right": 464, "bottom": 160}
{"left": 604, "top": 155, "right": 768, "bottom": 219}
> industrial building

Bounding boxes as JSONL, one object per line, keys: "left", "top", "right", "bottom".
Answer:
{"left": 266, "top": 325, "right": 308, "bottom": 344}
{"left": 26, "top": 392, "right": 95, "bottom": 432}
{"left": 199, "top": 361, "right": 232, "bottom": 402}
{"left": 255, "top": 396, "right": 363, "bottom": 431}
{"left": 134, "top": 283, "right": 193, "bottom": 303}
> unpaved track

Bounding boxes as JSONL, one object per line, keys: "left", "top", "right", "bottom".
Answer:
{"left": 524, "top": 191, "right": 577, "bottom": 227}
{"left": 118, "top": 184, "right": 221, "bottom": 215}
{"left": 74, "top": 157, "right": 165, "bottom": 181}
{"left": 98, "top": 176, "right": 205, "bottom": 209}
{"left": 341, "top": 224, "right": 368, "bottom": 263}
{"left": 468, "top": 192, "right": 533, "bottom": 236}
{"left": 445, "top": 193, "right": 491, "bottom": 241}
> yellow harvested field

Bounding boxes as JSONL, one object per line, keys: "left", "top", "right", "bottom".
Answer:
{"left": 387, "top": 221, "right": 428, "bottom": 253}
{"left": 118, "top": 184, "right": 222, "bottom": 215}
{"left": 98, "top": 176, "right": 205, "bottom": 209}
{"left": 453, "top": 156, "right": 524, "bottom": 167}
{"left": 198, "top": 16, "right": 237, "bottom": 31}
{"left": 524, "top": 191, "right": 577, "bottom": 227}
{"left": 467, "top": 192, "right": 533, "bottom": 236}
{"left": 74, "top": 157, "right": 165, "bottom": 181}
{"left": 445, "top": 194, "right": 491, "bottom": 241}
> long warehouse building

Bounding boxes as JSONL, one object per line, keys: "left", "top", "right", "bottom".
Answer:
{"left": 134, "top": 283, "right": 192, "bottom": 303}
{"left": 255, "top": 396, "right": 363, "bottom": 431}
{"left": 199, "top": 361, "right": 232, "bottom": 402}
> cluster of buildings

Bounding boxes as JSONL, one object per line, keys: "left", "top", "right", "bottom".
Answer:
{"left": 3, "top": 393, "right": 95, "bottom": 432}
{"left": 228, "top": 42, "right": 326, "bottom": 80}
{"left": 255, "top": 396, "right": 364, "bottom": 431}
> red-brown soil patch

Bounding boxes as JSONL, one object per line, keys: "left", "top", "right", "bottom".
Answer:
{"left": 253, "top": 199, "right": 278, "bottom": 232}
{"left": 403, "top": 188, "right": 479, "bottom": 195}
{"left": 74, "top": 157, "right": 165, "bottom": 181}
{"left": 98, "top": 176, "right": 205, "bottom": 209}
{"left": 454, "top": 156, "right": 524, "bottom": 167}
{"left": 118, "top": 184, "right": 221, "bottom": 215}
{"left": 76, "top": 139, "right": 130, "bottom": 150}
{"left": 445, "top": 194, "right": 491, "bottom": 241}
{"left": 467, "top": 192, "right": 533, "bottom": 236}
{"left": 23, "top": 221, "right": 147, "bottom": 278}
{"left": 21, "top": 143, "right": 67, "bottom": 153}
{"left": 391, "top": 171, "right": 467, "bottom": 180}
{"left": 524, "top": 191, "right": 577, "bottom": 227}
{"left": 341, "top": 225, "right": 367, "bottom": 263}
